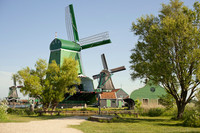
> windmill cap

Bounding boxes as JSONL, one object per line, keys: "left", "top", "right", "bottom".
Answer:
{"left": 50, "top": 38, "right": 81, "bottom": 51}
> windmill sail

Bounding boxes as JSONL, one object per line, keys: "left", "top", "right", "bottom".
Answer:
{"left": 111, "top": 66, "right": 126, "bottom": 73}
{"left": 65, "top": 4, "right": 79, "bottom": 42}
{"left": 79, "top": 32, "right": 111, "bottom": 49}
{"left": 101, "top": 54, "right": 108, "bottom": 70}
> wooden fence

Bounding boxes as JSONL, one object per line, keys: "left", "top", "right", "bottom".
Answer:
{"left": 37, "top": 110, "right": 138, "bottom": 117}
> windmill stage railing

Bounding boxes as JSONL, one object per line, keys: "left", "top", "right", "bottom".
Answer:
{"left": 79, "top": 32, "right": 110, "bottom": 46}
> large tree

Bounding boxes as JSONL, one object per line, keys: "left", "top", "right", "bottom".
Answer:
{"left": 130, "top": 0, "right": 200, "bottom": 119}
{"left": 16, "top": 58, "right": 80, "bottom": 110}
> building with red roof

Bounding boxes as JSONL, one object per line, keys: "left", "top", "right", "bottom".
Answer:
{"left": 99, "top": 89, "right": 129, "bottom": 108}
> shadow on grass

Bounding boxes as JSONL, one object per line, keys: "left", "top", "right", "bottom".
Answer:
{"left": 157, "top": 122, "right": 183, "bottom": 127}
{"left": 110, "top": 117, "right": 168, "bottom": 123}
{"left": 98, "top": 116, "right": 188, "bottom": 128}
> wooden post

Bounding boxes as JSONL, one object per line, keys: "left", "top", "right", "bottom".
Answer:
{"left": 98, "top": 94, "right": 101, "bottom": 115}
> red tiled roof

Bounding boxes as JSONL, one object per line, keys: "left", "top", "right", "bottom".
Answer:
{"left": 100, "top": 92, "right": 116, "bottom": 99}
{"left": 111, "top": 89, "right": 120, "bottom": 92}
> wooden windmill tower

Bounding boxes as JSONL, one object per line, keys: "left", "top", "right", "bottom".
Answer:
{"left": 6, "top": 75, "right": 22, "bottom": 104}
{"left": 49, "top": 4, "right": 111, "bottom": 92}
{"left": 93, "top": 54, "right": 126, "bottom": 92}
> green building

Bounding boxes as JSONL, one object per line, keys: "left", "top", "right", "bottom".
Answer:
{"left": 130, "top": 80, "right": 166, "bottom": 108}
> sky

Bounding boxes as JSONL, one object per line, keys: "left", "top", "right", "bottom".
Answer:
{"left": 0, "top": 0, "right": 198, "bottom": 99}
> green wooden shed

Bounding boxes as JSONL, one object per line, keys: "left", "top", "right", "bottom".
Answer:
{"left": 130, "top": 80, "right": 166, "bottom": 108}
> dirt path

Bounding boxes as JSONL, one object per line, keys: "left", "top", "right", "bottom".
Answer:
{"left": 0, "top": 116, "right": 87, "bottom": 133}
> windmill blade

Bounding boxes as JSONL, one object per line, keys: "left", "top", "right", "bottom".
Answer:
{"left": 13, "top": 75, "right": 16, "bottom": 86}
{"left": 93, "top": 74, "right": 100, "bottom": 79}
{"left": 65, "top": 4, "right": 79, "bottom": 42}
{"left": 101, "top": 54, "right": 108, "bottom": 70}
{"left": 79, "top": 32, "right": 111, "bottom": 49}
{"left": 110, "top": 66, "right": 126, "bottom": 73}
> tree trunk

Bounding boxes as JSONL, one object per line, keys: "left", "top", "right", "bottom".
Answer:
{"left": 176, "top": 101, "right": 186, "bottom": 119}
{"left": 30, "top": 104, "right": 34, "bottom": 112}
{"left": 52, "top": 103, "right": 58, "bottom": 111}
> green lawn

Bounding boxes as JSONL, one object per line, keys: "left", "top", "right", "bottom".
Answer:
{"left": 0, "top": 114, "right": 70, "bottom": 123}
{"left": 1, "top": 114, "right": 200, "bottom": 133}
{"left": 71, "top": 116, "right": 200, "bottom": 133}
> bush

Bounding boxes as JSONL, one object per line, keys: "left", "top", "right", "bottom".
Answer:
{"left": 162, "top": 107, "right": 177, "bottom": 116}
{"left": 7, "top": 108, "right": 35, "bottom": 115}
{"left": 134, "top": 99, "right": 143, "bottom": 113}
{"left": 147, "top": 108, "right": 164, "bottom": 117}
{"left": 0, "top": 102, "right": 8, "bottom": 120}
{"left": 183, "top": 110, "right": 200, "bottom": 127}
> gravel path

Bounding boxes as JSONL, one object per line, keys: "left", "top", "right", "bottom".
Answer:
{"left": 0, "top": 116, "right": 87, "bottom": 133}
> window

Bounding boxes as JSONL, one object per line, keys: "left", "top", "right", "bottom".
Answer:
{"left": 143, "top": 99, "right": 149, "bottom": 105}
{"left": 150, "top": 87, "right": 155, "bottom": 92}
{"left": 112, "top": 100, "right": 116, "bottom": 104}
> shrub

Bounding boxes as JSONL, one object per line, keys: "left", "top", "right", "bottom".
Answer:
{"left": 134, "top": 99, "right": 143, "bottom": 113}
{"left": 7, "top": 108, "right": 35, "bottom": 115}
{"left": 0, "top": 102, "right": 8, "bottom": 120}
{"left": 183, "top": 110, "right": 200, "bottom": 127}
{"left": 147, "top": 108, "right": 164, "bottom": 117}
{"left": 162, "top": 107, "right": 177, "bottom": 116}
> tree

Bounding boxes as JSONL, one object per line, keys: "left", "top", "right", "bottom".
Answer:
{"left": 158, "top": 93, "right": 175, "bottom": 109}
{"left": 17, "top": 59, "right": 47, "bottom": 98}
{"left": 130, "top": 0, "right": 200, "bottom": 119}
{"left": 16, "top": 58, "right": 80, "bottom": 110}
{"left": 196, "top": 90, "right": 200, "bottom": 112}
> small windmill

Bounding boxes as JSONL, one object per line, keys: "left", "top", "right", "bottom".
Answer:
{"left": 93, "top": 54, "right": 126, "bottom": 91}
{"left": 6, "top": 75, "right": 22, "bottom": 103}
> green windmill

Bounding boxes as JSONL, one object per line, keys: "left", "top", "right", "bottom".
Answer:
{"left": 49, "top": 4, "right": 111, "bottom": 93}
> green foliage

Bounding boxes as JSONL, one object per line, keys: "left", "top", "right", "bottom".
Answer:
{"left": 16, "top": 58, "right": 80, "bottom": 110}
{"left": 16, "top": 59, "right": 47, "bottom": 97}
{"left": 134, "top": 99, "right": 143, "bottom": 113}
{"left": 196, "top": 90, "right": 200, "bottom": 112}
{"left": 7, "top": 108, "right": 35, "bottom": 115}
{"left": 183, "top": 110, "right": 200, "bottom": 127}
{"left": 0, "top": 102, "right": 8, "bottom": 120}
{"left": 162, "top": 107, "right": 177, "bottom": 116}
{"left": 147, "top": 108, "right": 164, "bottom": 117}
{"left": 158, "top": 93, "right": 175, "bottom": 109}
{"left": 130, "top": 0, "right": 200, "bottom": 119}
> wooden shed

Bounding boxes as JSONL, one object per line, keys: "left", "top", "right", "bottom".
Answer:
{"left": 130, "top": 80, "right": 166, "bottom": 108}
{"left": 99, "top": 89, "right": 129, "bottom": 108}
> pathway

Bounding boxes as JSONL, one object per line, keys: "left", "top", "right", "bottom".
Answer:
{"left": 0, "top": 116, "right": 86, "bottom": 133}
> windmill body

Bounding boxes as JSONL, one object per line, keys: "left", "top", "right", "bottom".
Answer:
{"left": 6, "top": 76, "right": 21, "bottom": 104}
{"left": 93, "top": 54, "right": 126, "bottom": 92}
{"left": 49, "top": 39, "right": 83, "bottom": 74}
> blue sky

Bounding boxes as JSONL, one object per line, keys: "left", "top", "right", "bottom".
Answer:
{"left": 0, "top": 0, "right": 197, "bottom": 99}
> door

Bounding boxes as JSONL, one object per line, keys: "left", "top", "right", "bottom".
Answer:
{"left": 118, "top": 100, "right": 122, "bottom": 108}
{"left": 107, "top": 99, "right": 111, "bottom": 107}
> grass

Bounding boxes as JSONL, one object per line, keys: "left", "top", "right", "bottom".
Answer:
{"left": 0, "top": 114, "right": 70, "bottom": 123}
{"left": 1, "top": 108, "right": 200, "bottom": 133}
{"left": 71, "top": 116, "right": 200, "bottom": 133}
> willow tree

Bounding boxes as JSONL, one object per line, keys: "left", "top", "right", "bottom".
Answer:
{"left": 130, "top": 0, "right": 200, "bottom": 119}
{"left": 16, "top": 58, "right": 80, "bottom": 110}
